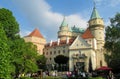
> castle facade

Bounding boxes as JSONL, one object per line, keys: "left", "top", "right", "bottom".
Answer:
{"left": 43, "top": 6, "right": 106, "bottom": 72}
{"left": 24, "top": 5, "right": 107, "bottom": 72}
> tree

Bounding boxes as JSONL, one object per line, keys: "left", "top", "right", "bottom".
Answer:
{"left": 11, "top": 39, "right": 39, "bottom": 78}
{"left": 0, "top": 8, "right": 19, "bottom": 40}
{"left": 54, "top": 55, "right": 69, "bottom": 65}
{"left": 0, "top": 23, "right": 12, "bottom": 79}
{"left": 37, "top": 55, "right": 47, "bottom": 70}
{"left": 0, "top": 8, "right": 46, "bottom": 78}
{"left": 104, "top": 13, "right": 120, "bottom": 73}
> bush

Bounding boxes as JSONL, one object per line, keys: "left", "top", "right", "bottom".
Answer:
{"left": 88, "top": 77, "right": 105, "bottom": 79}
{"left": 44, "top": 77, "right": 61, "bottom": 79}
{"left": 18, "top": 77, "right": 33, "bottom": 79}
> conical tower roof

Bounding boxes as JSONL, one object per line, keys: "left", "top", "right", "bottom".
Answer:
{"left": 61, "top": 17, "right": 68, "bottom": 27}
{"left": 90, "top": 6, "right": 101, "bottom": 20}
{"left": 27, "top": 28, "right": 44, "bottom": 38}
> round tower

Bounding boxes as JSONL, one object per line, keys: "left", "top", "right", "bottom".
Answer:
{"left": 88, "top": 6, "right": 105, "bottom": 49}
{"left": 58, "top": 17, "right": 72, "bottom": 40}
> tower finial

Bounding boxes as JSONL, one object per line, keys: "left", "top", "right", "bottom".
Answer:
{"left": 90, "top": 0, "right": 101, "bottom": 20}
{"left": 94, "top": 0, "right": 96, "bottom": 8}
{"left": 61, "top": 16, "right": 68, "bottom": 27}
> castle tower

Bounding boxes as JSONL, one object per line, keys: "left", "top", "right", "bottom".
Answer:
{"left": 88, "top": 5, "right": 105, "bottom": 49}
{"left": 24, "top": 28, "right": 46, "bottom": 55}
{"left": 58, "top": 17, "right": 72, "bottom": 40}
{"left": 88, "top": 5, "right": 106, "bottom": 68}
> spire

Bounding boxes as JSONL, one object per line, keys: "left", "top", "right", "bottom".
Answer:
{"left": 61, "top": 16, "right": 68, "bottom": 27}
{"left": 90, "top": 2, "right": 101, "bottom": 20}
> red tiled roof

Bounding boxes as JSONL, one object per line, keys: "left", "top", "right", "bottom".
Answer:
{"left": 82, "top": 28, "right": 94, "bottom": 39}
{"left": 27, "top": 28, "right": 44, "bottom": 38}
{"left": 45, "top": 39, "right": 75, "bottom": 47}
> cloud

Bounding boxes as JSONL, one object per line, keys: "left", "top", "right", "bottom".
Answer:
{"left": 12, "top": 0, "right": 87, "bottom": 42}
{"left": 67, "top": 14, "right": 87, "bottom": 28}
{"left": 94, "top": 0, "right": 120, "bottom": 7}
{"left": 109, "top": 0, "right": 120, "bottom": 7}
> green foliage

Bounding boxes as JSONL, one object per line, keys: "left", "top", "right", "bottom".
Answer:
{"left": 11, "top": 39, "right": 39, "bottom": 77}
{"left": 42, "top": 76, "right": 62, "bottom": 79}
{"left": 37, "top": 55, "right": 47, "bottom": 70}
{"left": 104, "top": 13, "right": 120, "bottom": 72}
{"left": 88, "top": 77, "right": 105, "bottom": 79}
{"left": 18, "top": 77, "right": 33, "bottom": 79}
{"left": 0, "top": 24, "right": 12, "bottom": 79}
{"left": 0, "top": 8, "right": 46, "bottom": 78}
{"left": 0, "top": 8, "right": 20, "bottom": 40}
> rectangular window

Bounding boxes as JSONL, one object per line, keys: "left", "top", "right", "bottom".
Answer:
{"left": 50, "top": 51, "right": 52, "bottom": 55}
{"left": 58, "top": 50, "right": 60, "bottom": 54}
{"left": 63, "top": 50, "right": 65, "bottom": 53}
{"left": 54, "top": 51, "right": 56, "bottom": 54}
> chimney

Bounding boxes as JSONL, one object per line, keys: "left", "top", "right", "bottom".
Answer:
{"left": 57, "top": 38, "right": 60, "bottom": 45}
{"left": 66, "top": 37, "right": 69, "bottom": 44}
{"left": 50, "top": 40, "right": 52, "bottom": 46}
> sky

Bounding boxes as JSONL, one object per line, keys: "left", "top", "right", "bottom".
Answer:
{"left": 0, "top": 0, "right": 120, "bottom": 42}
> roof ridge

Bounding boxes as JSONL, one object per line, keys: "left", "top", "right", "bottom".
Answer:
{"left": 27, "top": 28, "right": 44, "bottom": 38}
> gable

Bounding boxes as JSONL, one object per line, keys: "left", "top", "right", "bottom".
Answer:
{"left": 27, "top": 28, "right": 44, "bottom": 38}
{"left": 82, "top": 28, "right": 94, "bottom": 39}
{"left": 69, "top": 36, "right": 91, "bottom": 50}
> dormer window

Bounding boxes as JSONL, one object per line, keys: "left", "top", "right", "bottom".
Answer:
{"left": 76, "top": 44, "right": 79, "bottom": 46}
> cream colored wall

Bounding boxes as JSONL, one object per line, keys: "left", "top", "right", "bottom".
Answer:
{"left": 69, "top": 49, "right": 96, "bottom": 72}
{"left": 60, "top": 26, "right": 69, "bottom": 31}
{"left": 24, "top": 36, "right": 46, "bottom": 55}
{"left": 89, "top": 19, "right": 104, "bottom": 26}
{"left": 89, "top": 18, "right": 105, "bottom": 50}
{"left": 90, "top": 27, "right": 104, "bottom": 41}
{"left": 43, "top": 45, "right": 69, "bottom": 65}
{"left": 58, "top": 26, "right": 82, "bottom": 40}
{"left": 88, "top": 18, "right": 107, "bottom": 68}
{"left": 33, "top": 42, "right": 45, "bottom": 54}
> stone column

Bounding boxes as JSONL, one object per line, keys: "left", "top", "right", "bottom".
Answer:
{"left": 69, "top": 57, "right": 73, "bottom": 71}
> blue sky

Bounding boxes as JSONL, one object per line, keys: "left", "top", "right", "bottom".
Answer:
{"left": 0, "top": 0, "right": 120, "bottom": 42}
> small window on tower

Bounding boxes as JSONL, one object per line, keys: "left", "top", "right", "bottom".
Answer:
{"left": 93, "top": 21, "right": 95, "bottom": 23}
{"left": 54, "top": 51, "right": 56, "bottom": 54}
{"left": 76, "top": 44, "right": 79, "bottom": 46}
{"left": 89, "top": 40, "right": 91, "bottom": 42}
{"left": 50, "top": 51, "right": 52, "bottom": 55}
{"left": 81, "top": 44, "right": 83, "bottom": 46}
{"left": 46, "top": 52, "right": 48, "bottom": 55}
{"left": 50, "top": 58, "right": 51, "bottom": 60}
{"left": 63, "top": 50, "right": 65, "bottom": 53}
{"left": 58, "top": 50, "right": 60, "bottom": 54}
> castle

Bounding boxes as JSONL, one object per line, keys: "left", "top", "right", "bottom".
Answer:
{"left": 24, "top": 5, "right": 107, "bottom": 72}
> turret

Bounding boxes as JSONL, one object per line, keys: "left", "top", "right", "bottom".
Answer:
{"left": 58, "top": 17, "right": 71, "bottom": 40}
{"left": 88, "top": 5, "right": 105, "bottom": 49}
